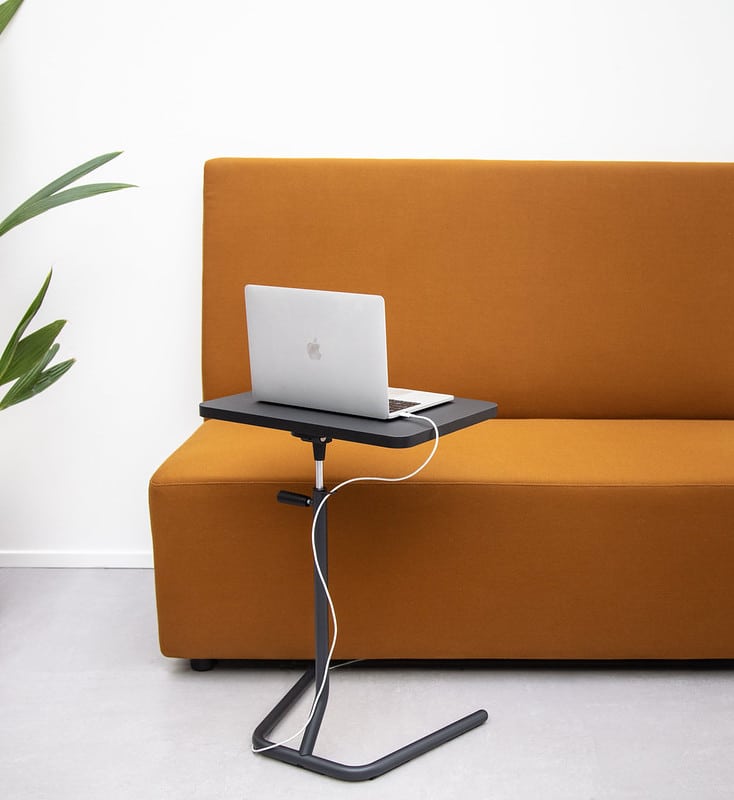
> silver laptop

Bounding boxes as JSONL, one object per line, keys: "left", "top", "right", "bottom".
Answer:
{"left": 245, "top": 285, "right": 454, "bottom": 420}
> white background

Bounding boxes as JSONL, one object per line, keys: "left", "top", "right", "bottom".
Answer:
{"left": 1, "top": 0, "right": 733, "bottom": 566}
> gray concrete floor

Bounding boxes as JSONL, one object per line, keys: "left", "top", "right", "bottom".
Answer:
{"left": 1, "top": 568, "right": 733, "bottom": 799}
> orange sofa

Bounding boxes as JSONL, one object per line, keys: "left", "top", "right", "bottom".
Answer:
{"left": 149, "top": 159, "right": 734, "bottom": 664}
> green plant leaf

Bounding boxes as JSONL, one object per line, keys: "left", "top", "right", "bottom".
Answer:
{"left": 0, "top": 152, "right": 135, "bottom": 238}
{"left": 0, "top": 343, "right": 75, "bottom": 410}
{"left": 11, "top": 152, "right": 124, "bottom": 206}
{"left": 0, "top": 0, "right": 23, "bottom": 36}
{"left": 0, "top": 182, "right": 135, "bottom": 237}
{"left": 21, "top": 357, "right": 75, "bottom": 399}
{"left": 0, "top": 270, "right": 53, "bottom": 383}
{"left": 0, "top": 319, "right": 66, "bottom": 386}
{"left": 0, "top": 342, "right": 58, "bottom": 407}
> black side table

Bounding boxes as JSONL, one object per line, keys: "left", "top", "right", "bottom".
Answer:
{"left": 200, "top": 392, "right": 498, "bottom": 781}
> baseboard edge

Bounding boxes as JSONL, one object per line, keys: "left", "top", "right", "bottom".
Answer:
{"left": 0, "top": 550, "right": 154, "bottom": 568}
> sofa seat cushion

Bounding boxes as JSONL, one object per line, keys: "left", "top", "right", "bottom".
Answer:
{"left": 153, "top": 418, "right": 734, "bottom": 486}
{"left": 150, "top": 418, "right": 734, "bottom": 659}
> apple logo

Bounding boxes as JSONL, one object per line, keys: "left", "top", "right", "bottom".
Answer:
{"left": 306, "top": 338, "right": 322, "bottom": 360}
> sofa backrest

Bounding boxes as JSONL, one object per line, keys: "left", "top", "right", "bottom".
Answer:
{"left": 202, "top": 158, "right": 734, "bottom": 419}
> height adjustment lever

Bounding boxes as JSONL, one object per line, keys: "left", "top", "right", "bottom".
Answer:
{"left": 277, "top": 490, "right": 312, "bottom": 508}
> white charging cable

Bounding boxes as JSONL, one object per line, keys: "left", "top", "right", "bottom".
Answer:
{"left": 252, "top": 412, "right": 440, "bottom": 753}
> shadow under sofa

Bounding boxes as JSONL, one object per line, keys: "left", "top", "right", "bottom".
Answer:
{"left": 149, "top": 158, "right": 734, "bottom": 664}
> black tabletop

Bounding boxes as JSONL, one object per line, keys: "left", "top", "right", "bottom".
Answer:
{"left": 199, "top": 392, "right": 497, "bottom": 449}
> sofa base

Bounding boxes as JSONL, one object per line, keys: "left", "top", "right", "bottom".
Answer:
{"left": 189, "top": 658, "right": 218, "bottom": 672}
{"left": 150, "top": 419, "right": 734, "bottom": 661}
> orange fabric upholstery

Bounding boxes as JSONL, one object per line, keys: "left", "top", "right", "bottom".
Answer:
{"left": 201, "top": 159, "right": 734, "bottom": 418}
{"left": 150, "top": 159, "right": 734, "bottom": 660}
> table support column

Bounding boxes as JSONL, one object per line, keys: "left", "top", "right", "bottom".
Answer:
{"left": 299, "top": 479, "right": 330, "bottom": 755}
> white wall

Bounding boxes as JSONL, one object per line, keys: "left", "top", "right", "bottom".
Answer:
{"left": 1, "top": 0, "right": 733, "bottom": 567}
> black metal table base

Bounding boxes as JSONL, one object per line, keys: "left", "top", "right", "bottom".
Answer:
{"left": 251, "top": 433, "right": 489, "bottom": 781}
{"left": 252, "top": 665, "right": 488, "bottom": 781}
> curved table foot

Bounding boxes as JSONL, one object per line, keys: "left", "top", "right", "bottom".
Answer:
{"left": 252, "top": 667, "right": 488, "bottom": 782}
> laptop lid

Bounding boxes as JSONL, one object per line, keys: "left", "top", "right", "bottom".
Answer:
{"left": 245, "top": 285, "right": 392, "bottom": 419}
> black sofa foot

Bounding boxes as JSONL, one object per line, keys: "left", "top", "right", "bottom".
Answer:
{"left": 190, "top": 658, "right": 218, "bottom": 672}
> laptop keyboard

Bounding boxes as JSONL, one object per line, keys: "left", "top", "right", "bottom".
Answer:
{"left": 389, "top": 398, "right": 420, "bottom": 413}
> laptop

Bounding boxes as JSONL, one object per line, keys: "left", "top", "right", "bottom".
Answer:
{"left": 244, "top": 285, "right": 454, "bottom": 420}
